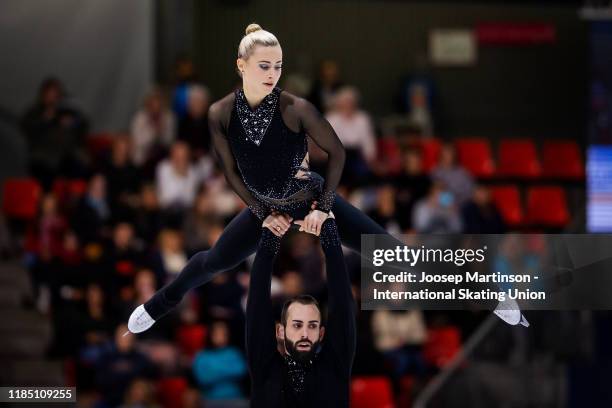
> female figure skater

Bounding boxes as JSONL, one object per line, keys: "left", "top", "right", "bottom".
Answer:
{"left": 127, "top": 24, "right": 526, "bottom": 334}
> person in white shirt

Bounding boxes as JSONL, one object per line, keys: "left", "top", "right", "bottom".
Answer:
{"left": 325, "top": 86, "right": 377, "bottom": 184}
{"left": 130, "top": 87, "right": 176, "bottom": 166}
{"left": 156, "top": 141, "right": 200, "bottom": 210}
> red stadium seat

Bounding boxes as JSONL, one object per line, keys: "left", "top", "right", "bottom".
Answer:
{"left": 419, "top": 138, "right": 442, "bottom": 172}
{"left": 542, "top": 140, "right": 584, "bottom": 179}
{"left": 176, "top": 324, "right": 207, "bottom": 359}
{"left": 351, "top": 377, "right": 395, "bottom": 408}
{"left": 2, "top": 178, "right": 42, "bottom": 220}
{"left": 423, "top": 326, "right": 461, "bottom": 368}
{"left": 52, "top": 179, "right": 87, "bottom": 208}
{"left": 397, "top": 376, "right": 415, "bottom": 408}
{"left": 157, "top": 377, "right": 188, "bottom": 408}
{"left": 526, "top": 186, "right": 569, "bottom": 227}
{"left": 87, "top": 133, "right": 114, "bottom": 162}
{"left": 454, "top": 138, "right": 495, "bottom": 178}
{"left": 498, "top": 139, "right": 541, "bottom": 178}
{"left": 377, "top": 137, "right": 403, "bottom": 176}
{"left": 490, "top": 185, "right": 524, "bottom": 226}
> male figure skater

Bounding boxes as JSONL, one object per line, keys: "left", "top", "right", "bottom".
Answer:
{"left": 246, "top": 226, "right": 356, "bottom": 407}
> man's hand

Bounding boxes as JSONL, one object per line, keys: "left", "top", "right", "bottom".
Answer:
{"left": 262, "top": 211, "right": 293, "bottom": 237}
{"left": 294, "top": 209, "right": 329, "bottom": 236}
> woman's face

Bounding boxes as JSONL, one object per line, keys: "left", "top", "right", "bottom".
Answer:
{"left": 237, "top": 45, "right": 283, "bottom": 96}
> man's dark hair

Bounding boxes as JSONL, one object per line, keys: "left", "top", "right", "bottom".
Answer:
{"left": 280, "top": 295, "right": 321, "bottom": 327}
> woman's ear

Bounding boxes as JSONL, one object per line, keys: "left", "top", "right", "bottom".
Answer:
{"left": 236, "top": 58, "right": 245, "bottom": 74}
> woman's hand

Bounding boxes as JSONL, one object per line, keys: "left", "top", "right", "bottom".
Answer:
{"left": 293, "top": 209, "right": 329, "bottom": 236}
{"left": 262, "top": 211, "right": 293, "bottom": 237}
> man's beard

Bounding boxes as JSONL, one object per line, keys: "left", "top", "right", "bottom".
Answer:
{"left": 284, "top": 337, "right": 320, "bottom": 364}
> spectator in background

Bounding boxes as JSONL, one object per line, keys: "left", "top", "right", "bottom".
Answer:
{"left": 412, "top": 182, "right": 462, "bottom": 233}
{"left": 21, "top": 77, "right": 89, "bottom": 188}
{"left": 182, "top": 187, "right": 222, "bottom": 254}
{"left": 204, "top": 169, "right": 243, "bottom": 220}
{"left": 73, "top": 173, "right": 111, "bottom": 243}
{"left": 280, "top": 271, "right": 305, "bottom": 299}
{"left": 29, "top": 193, "right": 67, "bottom": 259}
{"left": 119, "top": 378, "right": 160, "bottom": 408}
{"left": 95, "top": 324, "right": 157, "bottom": 408}
{"left": 73, "top": 283, "right": 114, "bottom": 349}
{"left": 397, "top": 55, "right": 437, "bottom": 136}
{"left": 172, "top": 56, "right": 198, "bottom": 119}
{"left": 461, "top": 185, "right": 506, "bottom": 234}
{"left": 394, "top": 148, "right": 432, "bottom": 231}
{"left": 366, "top": 184, "right": 401, "bottom": 235}
{"left": 326, "top": 86, "right": 377, "bottom": 186}
{"left": 431, "top": 143, "right": 475, "bottom": 206}
{"left": 102, "top": 222, "right": 143, "bottom": 300}
{"left": 182, "top": 388, "right": 205, "bottom": 408}
{"left": 371, "top": 309, "right": 427, "bottom": 379}
{"left": 54, "top": 230, "right": 86, "bottom": 306}
{"left": 406, "top": 82, "right": 434, "bottom": 137}
{"left": 103, "top": 136, "right": 142, "bottom": 219}
{"left": 118, "top": 268, "right": 158, "bottom": 326}
{"left": 74, "top": 283, "right": 115, "bottom": 388}
{"left": 130, "top": 87, "right": 175, "bottom": 167}
{"left": 151, "top": 229, "right": 188, "bottom": 286}
{"left": 193, "top": 320, "right": 247, "bottom": 401}
{"left": 283, "top": 233, "right": 325, "bottom": 297}
{"left": 134, "top": 268, "right": 158, "bottom": 305}
{"left": 178, "top": 85, "right": 212, "bottom": 156}
{"left": 156, "top": 141, "right": 200, "bottom": 213}
{"left": 30, "top": 212, "right": 83, "bottom": 346}
{"left": 133, "top": 183, "right": 163, "bottom": 243}
{"left": 308, "top": 59, "right": 343, "bottom": 113}
{"left": 201, "top": 269, "right": 246, "bottom": 324}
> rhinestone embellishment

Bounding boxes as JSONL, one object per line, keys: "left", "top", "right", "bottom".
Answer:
{"left": 235, "top": 87, "right": 280, "bottom": 146}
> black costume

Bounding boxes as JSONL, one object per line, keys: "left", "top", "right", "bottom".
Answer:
{"left": 211, "top": 87, "right": 342, "bottom": 218}
{"left": 144, "top": 87, "right": 401, "bottom": 320}
{"left": 247, "top": 222, "right": 355, "bottom": 408}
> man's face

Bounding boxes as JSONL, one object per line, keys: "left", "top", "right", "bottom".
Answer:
{"left": 279, "top": 303, "right": 324, "bottom": 363}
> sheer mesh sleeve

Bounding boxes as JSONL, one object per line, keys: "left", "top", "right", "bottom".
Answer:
{"left": 209, "top": 100, "right": 270, "bottom": 220}
{"left": 296, "top": 97, "right": 346, "bottom": 213}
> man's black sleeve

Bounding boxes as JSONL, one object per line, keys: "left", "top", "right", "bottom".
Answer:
{"left": 320, "top": 220, "right": 356, "bottom": 375}
{"left": 245, "top": 229, "right": 281, "bottom": 376}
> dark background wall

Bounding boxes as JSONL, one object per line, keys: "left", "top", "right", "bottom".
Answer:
{"left": 181, "top": 0, "right": 588, "bottom": 140}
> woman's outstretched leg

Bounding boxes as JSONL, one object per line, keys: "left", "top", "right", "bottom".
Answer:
{"left": 144, "top": 208, "right": 262, "bottom": 321}
{"left": 332, "top": 195, "right": 404, "bottom": 254}
{"left": 331, "top": 194, "right": 529, "bottom": 326}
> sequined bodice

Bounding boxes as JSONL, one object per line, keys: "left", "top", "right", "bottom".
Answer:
{"left": 227, "top": 88, "right": 322, "bottom": 210}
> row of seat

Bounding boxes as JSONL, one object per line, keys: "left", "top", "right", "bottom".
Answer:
{"left": 152, "top": 375, "right": 403, "bottom": 408}
{"left": 419, "top": 138, "right": 584, "bottom": 180}
{"left": 2, "top": 178, "right": 85, "bottom": 220}
{"left": 78, "top": 134, "right": 588, "bottom": 182}
{"left": 1, "top": 178, "right": 573, "bottom": 228}
{"left": 490, "top": 185, "right": 571, "bottom": 227}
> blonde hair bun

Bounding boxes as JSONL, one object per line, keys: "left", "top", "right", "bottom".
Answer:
{"left": 245, "top": 23, "right": 262, "bottom": 35}
{"left": 237, "top": 24, "right": 279, "bottom": 60}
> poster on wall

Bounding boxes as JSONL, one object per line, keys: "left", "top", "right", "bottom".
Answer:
{"left": 429, "top": 29, "right": 477, "bottom": 66}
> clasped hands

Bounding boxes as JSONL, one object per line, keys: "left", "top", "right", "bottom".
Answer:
{"left": 263, "top": 201, "right": 333, "bottom": 237}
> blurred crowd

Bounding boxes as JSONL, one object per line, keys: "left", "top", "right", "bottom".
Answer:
{"left": 10, "top": 57, "right": 557, "bottom": 408}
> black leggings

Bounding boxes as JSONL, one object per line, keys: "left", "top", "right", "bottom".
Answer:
{"left": 145, "top": 195, "right": 397, "bottom": 319}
